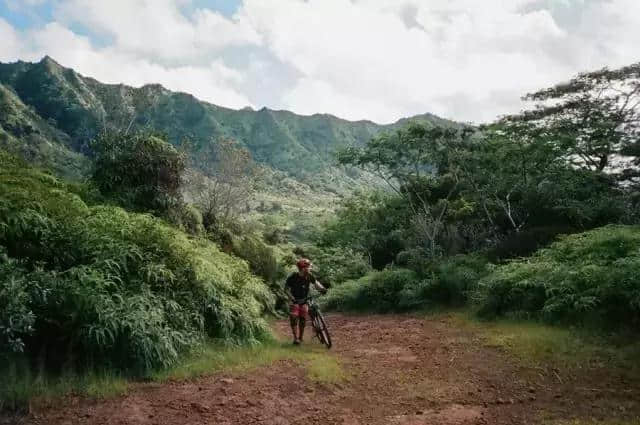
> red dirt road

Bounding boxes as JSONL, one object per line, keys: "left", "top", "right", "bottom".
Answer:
{"left": 9, "top": 314, "right": 640, "bottom": 425}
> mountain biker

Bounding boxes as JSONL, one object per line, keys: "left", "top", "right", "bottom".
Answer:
{"left": 286, "top": 258, "right": 326, "bottom": 345}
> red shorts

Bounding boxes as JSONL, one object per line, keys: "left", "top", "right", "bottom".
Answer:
{"left": 290, "top": 303, "right": 309, "bottom": 319}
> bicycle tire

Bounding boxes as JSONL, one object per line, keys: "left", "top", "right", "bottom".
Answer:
{"left": 312, "top": 316, "right": 323, "bottom": 343}
{"left": 309, "top": 311, "right": 321, "bottom": 340}
{"left": 315, "top": 312, "right": 332, "bottom": 349}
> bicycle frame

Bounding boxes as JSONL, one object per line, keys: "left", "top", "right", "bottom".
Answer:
{"left": 292, "top": 295, "right": 331, "bottom": 348}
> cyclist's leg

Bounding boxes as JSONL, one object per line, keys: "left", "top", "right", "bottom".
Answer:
{"left": 290, "top": 303, "right": 301, "bottom": 343}
{"left": 298, "top": 303, "right": 309, "bottom": 341}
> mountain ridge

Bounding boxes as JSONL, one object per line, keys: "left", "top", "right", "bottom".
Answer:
{"left": 0, "top": 56, "right": 451, "bottom": 191}
{"left": 24, "top": 56, "right": 440, "bottom": 127}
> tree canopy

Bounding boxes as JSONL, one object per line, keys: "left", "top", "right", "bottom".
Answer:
{"left": 501, "top": 62, "right": 640, "bottom": 179}
{"left": 90, "top": 131, "right": 186, "bottom": 213}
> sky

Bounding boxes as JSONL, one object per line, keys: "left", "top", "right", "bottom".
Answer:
{"left": 0, "top": 0, "right": 639, "bottom": 124}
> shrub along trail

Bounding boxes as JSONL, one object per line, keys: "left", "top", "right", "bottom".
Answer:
{"left": 14, "top": 314, "right": 640, "bottom": 425}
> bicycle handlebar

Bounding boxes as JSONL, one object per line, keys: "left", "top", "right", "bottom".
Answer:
{"left": 291, "top": 292, "right": 326, "bottom": 304}
{"left": 292, "top": 296, "right": 313, "bottom": 304}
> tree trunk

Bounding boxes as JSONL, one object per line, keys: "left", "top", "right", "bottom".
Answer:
{"left": 598, "top": 154, "right": 608, "bottom": 171}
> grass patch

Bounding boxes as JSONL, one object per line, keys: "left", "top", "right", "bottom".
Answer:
{"left": 450, "top": 312, "right": 640, "bottom": 373}
{"left": 153, "top": 338, "right": 347, "bottom": 384}
{"left": 0, "top": 363, "right": 129, "bottom": 412}
{"left": 306, "top": 353, "right": 348, "bottom": 384}
{"left": 2, "top": 338, "right": 345, "bottom": 411}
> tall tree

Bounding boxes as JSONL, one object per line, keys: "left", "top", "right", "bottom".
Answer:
{"left": 453, "top": 122, "right": 565, "bottom": 233}
{"left": 501, "top": 62, "right": 640, "bottom": 178}
{"left": 338, "top": 123, "right": 472, "bottom": 256}
{"left": 187, "top": 138, "right": 261, "bottom": 229}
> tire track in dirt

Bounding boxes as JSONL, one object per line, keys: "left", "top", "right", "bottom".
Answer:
{"left": 10, "top": 314, "right": 640, "bottom": 425}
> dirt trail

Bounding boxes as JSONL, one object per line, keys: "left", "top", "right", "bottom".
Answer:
{"left": 11, "top": 314, "right": 640, "bottom": 425}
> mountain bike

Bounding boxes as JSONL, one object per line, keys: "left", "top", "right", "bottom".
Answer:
{"left": 296, "top": 295, "right": 332, "bottom": 349}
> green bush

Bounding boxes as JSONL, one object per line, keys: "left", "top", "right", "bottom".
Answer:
{"left": 322, "top": 253, "right": 490, "bottom": 313}
{"left": 319, "top": 192, "right": 410, "bottom": 269}
{"left": 319, "top": 278, "right": 365, "bottom": 312}
{"left": 301, "top": 245, "right": 371, "bottom": 287}
{"left": 487, "top": 226, "right": 574, "bottom": 262}
{"left": 173, "top": 203, "right": 204, "bottom": 235}
{"left": 417, "top": 254, "right": 489, "bottom": 307}
{"left": 231, "top": 235, "right": 282, "bottom": 285}
{"left": 0, "top": 262, "right": 35, "bottom": 354}
{"left": 263, "top": 226, "right": 285, "bottom": 245}
{"left": 0, "top": 150, "right": 273, "bottom": 375}
{"left": 89, "top": 131, "right": 186, "bottom": 213}
{"left": 322, "top": 268, "right": 418, "bottom": 313}
{"left": 475, "top": 225, "right": 640, "bottom": 328}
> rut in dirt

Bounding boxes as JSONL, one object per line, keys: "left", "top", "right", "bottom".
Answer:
{"left": 11, "top": 314, "right": 640, "bottom": 425}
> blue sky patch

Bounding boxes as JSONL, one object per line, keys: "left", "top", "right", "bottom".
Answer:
{"left": 1, "top": 0, "right": 54, "bottom": 30}
{"left": 183, "top": 0, "right": 241, "bottom": 18}
{"left": 1, "top": 0, "right": 241, "bottom": 31}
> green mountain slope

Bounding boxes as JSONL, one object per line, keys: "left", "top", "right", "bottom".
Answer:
{"left": 0, "top": 56, "right": 449, "bottom": 191}
{"left": 0, "top": 81, "right": 88, "bottom": 179}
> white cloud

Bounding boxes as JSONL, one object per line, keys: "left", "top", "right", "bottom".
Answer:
{"left": 236, "top": 0, "right": 640, "bottom": 122}
{"left": 0, "top": 19, "right": 254, "bottom": 109}
{"left": 238, "top": 0, "right": 572, "bottom": 122}
{"left": 54, "top": 0, "right": 261, "bottom": 63}
{"left": 192, "top": 8, "right": 262, "bottom": 51}
{"left": 0, "top": 18, "right": 22, "bottom": 62}
{"left": 30, "top": 22, "right": 95, "bottom": 63}
{"left": 1, "top": 0, "right": 640, "bottom": 123}
{"left": 283, "top": 77, "right": 406, "bottom": 123}
{"left": 572, "top": 0, "right": 640, "bottom": 69}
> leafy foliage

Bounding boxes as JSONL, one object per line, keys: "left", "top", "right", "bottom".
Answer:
{"left": 173, "top": 203, "right": 204, "bottom": 235}
{"left": 322, "top": 62, "right": 640, "bottom": 332}
{"left": 0, "top": 150, "right": 272, "bottom": 373}
{"left": 321, "top": 269, "right": 419, "bottom": 313}
{"left": 90, "top": 131, "right": 186, "bottom": 214}
{"left": 413, "top": 254, "right": 489, "bottom": 307}
{"left": 455, "top": 126, "right": 629, "bottom": 233}
{"left": 301, "top": 245, "right": 371, "bottom": 288}
{"left": 333, "top": 121, "right": 629, "bottom": 271}
{"left": 338, "top": 124, "right": 473, "bottom": 257}
{"left": 231, "top": 234, "right": 282, "bottom": 286}
{"left": 319, "top": 191, "right": 409, "bottom": 268}
{"left": 475, "top": 225, "right": 640, "bottom": 328}
{"left": 0, "top": 261, "right": 35, "bottom": 354}
{"left": 501, "top": 62, "right": 640, "bottom": 176}
{"left": 321, "top": 253, "right": 488, "bottom": 313}
{"left": 187, "top": 138, "right": 261, "bottom": 229}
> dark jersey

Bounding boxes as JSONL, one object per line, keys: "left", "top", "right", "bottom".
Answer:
{"left": 285, "top": 272, "right": 317, "bottom": 301}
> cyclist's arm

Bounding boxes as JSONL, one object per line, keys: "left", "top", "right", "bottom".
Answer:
{"left": 285, "top": 287, "right": 295, "bottom": 302}
{"left": 284, "top": 277, "right": 295, "bottom": 301}
{"left": 312, "top": 280, "right": 326, "bottom": 292}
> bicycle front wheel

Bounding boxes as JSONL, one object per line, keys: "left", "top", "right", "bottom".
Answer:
{"left": 314, "top": 312, "right": 332, "bottom": 349}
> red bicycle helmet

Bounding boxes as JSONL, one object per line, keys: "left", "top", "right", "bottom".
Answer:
{"left": 296, "top": 258, "right": 312, "bottom": 270}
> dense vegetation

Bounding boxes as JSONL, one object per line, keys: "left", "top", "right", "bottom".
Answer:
{"left": 0, "top": 147, "right": 273, "bottom": 379}
{"left": 89, "top": 131, "right": 186, "bottom": 214}
{"left": 318, "top": 62, "right": 640, "bottom": 332}
{"left": 476, "top": 225, "right": 640, "bottom": 326}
